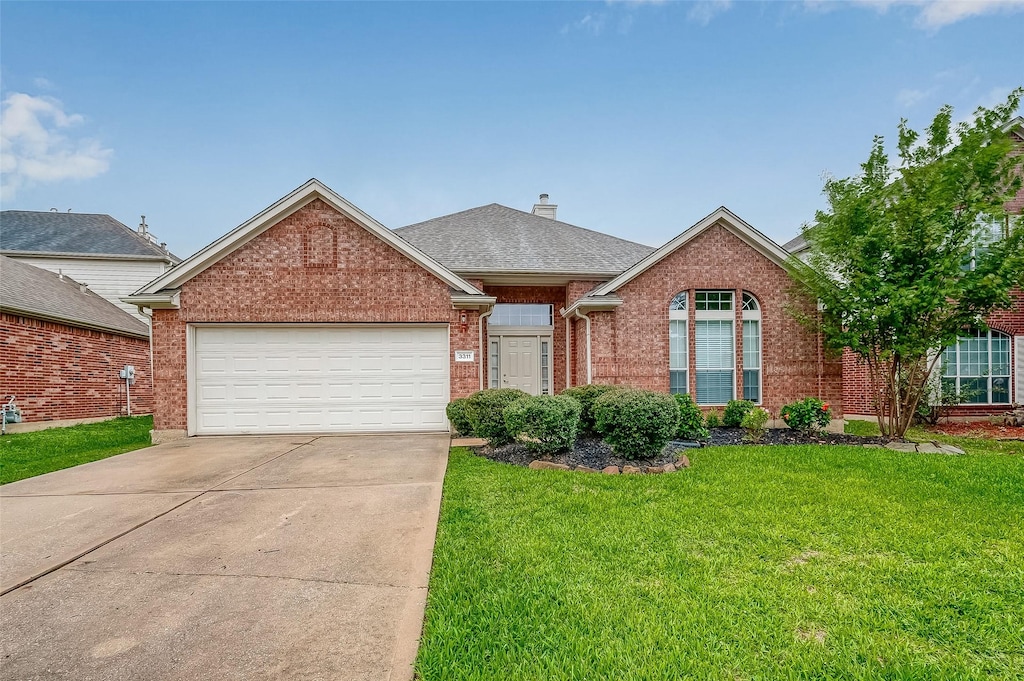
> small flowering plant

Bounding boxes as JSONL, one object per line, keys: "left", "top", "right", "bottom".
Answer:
{"left": 779, "top": 397, "right": 832, "bottom": 432}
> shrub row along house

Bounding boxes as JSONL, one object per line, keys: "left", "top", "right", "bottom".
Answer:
{"left": 0, "top": 212, "right": 178, "bottom": 424}
{"left": 125, "top": 180, "right": 841, "bottom": 441}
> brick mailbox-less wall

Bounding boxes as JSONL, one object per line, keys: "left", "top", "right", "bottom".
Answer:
{"left": 150, "top": 199, "right": 479, "bottom": 432}
{"left": 0, "top": 312, "right": 153, "bottom": 422}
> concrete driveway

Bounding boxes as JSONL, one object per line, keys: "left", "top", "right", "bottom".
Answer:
{"left": 0, "top": 433, "right": 449, "bottom": 681}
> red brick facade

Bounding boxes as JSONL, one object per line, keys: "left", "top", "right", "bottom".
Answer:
{"left": 571, "top": 224, "right": 842, "bottom": 415}
{"left": 0, "top": 312, "right": 153, "bottom": 422}
{"left": 150, "top": 199, "right": 479, "bottom": 431}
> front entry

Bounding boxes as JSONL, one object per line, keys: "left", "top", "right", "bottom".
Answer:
{"left": 489, "top": 334, "right": 552, "bottom": 395}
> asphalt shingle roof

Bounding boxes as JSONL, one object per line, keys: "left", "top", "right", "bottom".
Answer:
{"left": 0, "top": 211, "right": 179, "bottom": 261}
{"left": 782, "top": 234, "right": 808, "bottom": 253}
{"left": 0, "top": 256, "right": 149, "bottom": 338}
{"left": 395, "top": 204, "right": 654, "bottom": 275}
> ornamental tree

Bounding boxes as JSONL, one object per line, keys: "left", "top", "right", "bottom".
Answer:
{"left": 787, "top": 89, "right": 1024, "bottom": 438}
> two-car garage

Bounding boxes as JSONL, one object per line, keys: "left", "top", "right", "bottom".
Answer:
{"left": 191, "top": 325, "right": 450, "bottom": 435}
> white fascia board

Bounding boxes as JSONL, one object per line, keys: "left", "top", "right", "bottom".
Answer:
{"left": 122, "top": 291, "right": 180, "bottom": 309}
{"left": 135, "top": 179, "right": 484, "bottom": 297}
{"left": 561, "top": 295, "right": 624, "bottom": 317}
{"left": 450, "top": 294, "right": 497, "bottom": 310}
{"left": 0, "top": 305, "right": 149, "bottom": 340}
{"left": 589, "top": 207, "right": 792, "bottom": 297}
{"left": 2, "top": 250, "right": 175, "bottom": 263}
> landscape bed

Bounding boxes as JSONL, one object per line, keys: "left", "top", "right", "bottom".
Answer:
{"left": 417, "top": 443, "right": 1024, "bottom": 680}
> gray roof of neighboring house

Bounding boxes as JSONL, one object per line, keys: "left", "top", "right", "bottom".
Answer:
{"left": 0, "top": 255, "right": 149, "bottom": 338}
{"left": 0, "top": 211, "right": 180, "bottom": 262}
{"left": 782, "top": 234, "right": 808, "bottom": 253}
{"left": 395, "top": 204, "right": 655, "bottom": 275}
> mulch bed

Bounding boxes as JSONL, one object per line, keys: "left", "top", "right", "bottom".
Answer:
{"left": 925, "top": 421, "right": 1024, "bottom": 440}
{"left": 473, "top": 428, "right": 896, "bottom": 471}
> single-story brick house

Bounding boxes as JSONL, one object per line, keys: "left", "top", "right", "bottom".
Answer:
{"left": 127, "top": 179, "right": 841, "bottom": 441}
{"left": 0, "top": 256, "right": 153, "bottom": 424}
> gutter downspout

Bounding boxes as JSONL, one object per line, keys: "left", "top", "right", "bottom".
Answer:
{"left": 478, "top": 308, "right": 493, "bottom": 391}
{"left": 573, "top": 309, "right": 592, "bottom": 385}
{"left": 564, "top": 316, "right": 572, "bottom": 390}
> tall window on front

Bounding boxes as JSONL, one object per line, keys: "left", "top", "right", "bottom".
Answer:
{"left": 695, "top": 291, "right": 734, "bottom": 404}
{"left": 742, "top": 292, "right": 761, "bottom": 403}
{"left": 941, "top": 329, "right": 1011, "bottom": 404}
{"left": 669, "top": 292, "right": 688, "bottom": 394}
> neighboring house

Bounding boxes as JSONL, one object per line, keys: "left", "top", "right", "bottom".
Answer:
{"left": 784, "top": 116, "right": 1024, "bottom": 418}
{"left": 127, "top": 179, "right": 841, "bottom": 441}
{"left": 0, "top": 256, "right": 153, "bottom": 423}
{"left": 0, "top": 210, "right": 180, "bottom": 321}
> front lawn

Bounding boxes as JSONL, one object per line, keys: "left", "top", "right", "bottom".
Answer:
{"left": 0, "top": 416, "right": 153, "bottom": 485}
{"left": 418, "top": 445, "right": 1024, "bottom": 679}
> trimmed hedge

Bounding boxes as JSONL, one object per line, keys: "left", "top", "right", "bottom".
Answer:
{"left": 723, "top": 399, "right": 756, "bottom": 427}
{"left": 465, "top": 388, "right": 529, "bottom": 445}
{"left": 504, "top": 394, "right": 582, "bottom": 454}
{"left": 674, "top": 393, "right": 709, "bottom": 439}
{"left": 593, "top": 389, "right": 680, "bottom": 459}
{"left": 446, "top": 398, "right": 475, "bottom": 437}
{"left": 561, "top": 384, "right": 622, "bottom": 434}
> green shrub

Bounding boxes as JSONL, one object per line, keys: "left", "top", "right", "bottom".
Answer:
{"left": 561, "top": 384, "right": 622, "bottom": 435}
{"left": 723, "top": 399, "right": 756, "bottom": 427}
{"left": 504, "top": 395, "right": 582, "bottom": 454}
{"left": 465, "top": 388, "right": 529, "bottom": 445}
{"left": 741, "top": 407, "right": 770, "bottom": 442}
{"left": 705, "top": 410, "right": 721, "bottom": 428}
{"left": 780, "top": 397, "right": 832, "bottom": 432}
{"left": 674, "top": 393, "right": 709, "bottom": 440}
{"left": 446, "top": 398, "right": 475, "bottom": 436}
{"left": 593, "top": 389, "right": 680, "bottom": 459}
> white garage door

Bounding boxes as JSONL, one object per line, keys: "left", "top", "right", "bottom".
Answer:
{"left": 192, "top": 325, "right": 449, "bottom": 435}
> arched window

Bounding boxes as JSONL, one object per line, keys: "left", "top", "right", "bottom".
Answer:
{"left": 741, "top": 292, "right": 761, "bottom": 403}
{"left": 305, "top": 223, "right": 336, "bottom": 268}
{"left": 941, "top": 329, "right": 1011, "bottom": 404}
{"left": 694, "top": 291, "right": 734, "bottom": 404}
{"left": 669, "top": 292, "right": 688, "bottom": 394}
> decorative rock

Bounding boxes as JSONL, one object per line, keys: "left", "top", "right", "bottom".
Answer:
{"left": 676, "top": 454, "right": 691, "bottom": 469}
{"left": 862, "top": 444, "right": 882, "bottom": 449}
{"left": 622, "top": 465, "right": 642, "bottom": 475}
{"left": 574, "top": 466, "right": 600, "bottom": 474}
{"left": 662, "top": 462, "right": 677, "bottom": 473}
{"left": 884, "top": 442, "right": 918, "bottom": 452}
{"left": 647, "top": 465, "right": 665, "bottom": 474}
{"left": 915, "top": 443, "right": 943, "bottom": 454}
{"left": 528, "top": 460, "right": 570, "bottom": 471}
{"left": 602, "top": 466, "right": 620, "bottom": 475}
{"left": 450, "top": 437, "right": 487, "bottom": 447}
{"left": 938, "top": 444, "right": 965, "bottom": 455}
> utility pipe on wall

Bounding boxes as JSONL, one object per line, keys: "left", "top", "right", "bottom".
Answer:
{"left": 565, "top": 316, "right": 572, "bottom": 390}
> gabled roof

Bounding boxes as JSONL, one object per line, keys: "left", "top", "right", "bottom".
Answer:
{"left": 395, "top": 203, "right": 654, "bottom": 276}
{"left": 782, "top": 234, "right": 808, "bottom": 253}
{"left": 0, "top": 211, "right": 179, "bottom": 262}
{"left": 130, "top": 179, "right": 487, "bottom": 299}
{"left": 589, "top": 207, "right": 792, "bottom": 297}
{"left": 0, "top": 256, "right": 149, "bottom": 338}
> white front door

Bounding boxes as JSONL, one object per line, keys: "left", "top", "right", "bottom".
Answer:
{"left": 500, "top": 336, "right": 538, "bottom": 394}
{"left": 191, "top": 325, "right": 449, "bottom": 435}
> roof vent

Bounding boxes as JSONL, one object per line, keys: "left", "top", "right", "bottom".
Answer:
{"left": 531, "top": 194, "right": 557, "bottom": 220}
{"left": 138, "top": 215, "right": 159, "bottom": 244}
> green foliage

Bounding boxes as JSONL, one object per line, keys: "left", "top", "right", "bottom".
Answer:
{"left": 446, "top": 398, "right": 475, "bottom": 437}
{"left": 593, "top": 389, "right": 680, "bottom": 459}
{"left": 705, "top": 410, "right": 721, "bottom": 428}
{"left": 741, "top": 407, "right": 770, "bottom": 442}
{"left": 504, "top": 395, "right": 582, "bottom": 454}
{"left": 787, "top": 89, "right": 1024, "bottom": 437}
{"left": 915, "top": 374, "right": 980, "bottom": 426}
{"left": 465, "top": 388, "right": 529, "bottom": 445}
{"left": 780, "top": 397, "right": 832, "bottom": 432}
{"left": 674, "top": 393, "right": 709, "bottom": 440}
{"left": 722, "top": 399, "right": 756, "bottom": 427}
{"left": 561, "top": 384, "right": 622, "bottom": 435}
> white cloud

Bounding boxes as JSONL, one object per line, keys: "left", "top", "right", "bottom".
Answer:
{"left": 687, "top": 0, "right": 734, "bottom": 26}
{"left": 896, "top": 87, "right": 933, "bottom": 108}
{"left": 813, "top": 0, "right": 1024, "bottom": 29}
{"left": 0, "top": 93, "right": 112, "bottom": 201}
{"left": 33, "top": 77, "right": 55, "bottom": 90}
{"left": 561, "top": 12, "right": 609, "bottom": 36}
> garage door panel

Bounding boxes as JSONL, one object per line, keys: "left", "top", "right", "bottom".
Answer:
{"left": 193, "top": 326, "right": 450, "bottom": 434}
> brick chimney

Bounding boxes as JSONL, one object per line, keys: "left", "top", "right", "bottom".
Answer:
{"left": 531, "top": 193, "right": 557, "bottom": 220}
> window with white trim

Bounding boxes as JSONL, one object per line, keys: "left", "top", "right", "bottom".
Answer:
{"left": 669, "top": 292, "right": 688, "bottom": 394}
{"left": 741, "top": 292, "right": 761, "bottom": 403}
{"left": 695, "top": 291, "right": 734, "bottom": 404}
{"left": 941, "top": 329, "right": 1011, "bottom": 404}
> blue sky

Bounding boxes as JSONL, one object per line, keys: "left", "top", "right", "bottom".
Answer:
{"left": 1, "top": 1, "right": 1021, "bottom": 258}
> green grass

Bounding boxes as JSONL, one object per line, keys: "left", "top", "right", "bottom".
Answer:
{"left": 418, "top": 445, "right": 1024, "bottom": 680}
{"left": 845, "top": 418, "right": 1024, "bottom": 456}
{"left": 0, "top": 416, "right": 153, "bottom": 485}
